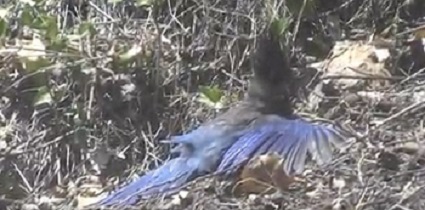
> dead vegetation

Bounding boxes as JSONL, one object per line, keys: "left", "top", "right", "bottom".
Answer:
{"left": 0, "top": 0, "right": 425, "bottom": 209}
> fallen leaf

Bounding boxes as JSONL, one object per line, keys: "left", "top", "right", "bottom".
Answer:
{"left": 322, "top": 38, "right": 393, "bottom": 90}
{"left": 234, "top": 153, "right": 297, "bottom": 195}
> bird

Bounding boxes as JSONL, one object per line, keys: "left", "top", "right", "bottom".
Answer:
{"left": 94, "top": 29, "right": 350, "bottom": 207}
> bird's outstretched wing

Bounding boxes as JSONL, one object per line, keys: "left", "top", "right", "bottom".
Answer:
{"left": 216, "top": 117, "right": 347, "bottom": 176}
{"left": 97, "top": 157, "right": 203, "bottom": 206}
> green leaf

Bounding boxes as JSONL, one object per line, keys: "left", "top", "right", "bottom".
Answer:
{"left": 0, "top": 18, "right": 8, "bottom": 38}
{"left": 270, "top": 17, "right": 290, "bottom": 38}
{"left": 21, "top": 6, "right": 35, "bottom": 26}
{"left": 42, "top": 16, "right": 58, "bottom": 40}
{"left": 33, "top": 85, "right": 52, "bottom": 106}
{"left": 199, "top": 85, "right": 223, "bottom": 104}
{"left": 21, "top": 10, "right": 58, "bottom": 40}
{"left": 78, "top": 22, "right": 96, "bottom": 37}
{"left": 48, "top": 37, "right": 68, "bottom": 51}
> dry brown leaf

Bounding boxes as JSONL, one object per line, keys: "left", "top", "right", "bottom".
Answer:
{"left": 233, "top": 153, "right": 297, "bottom": 195}
{"left": 413, "top": 25, "right": 425, "bottom": 39}
{"left": 322, "top": 39, "right": 393, "bottom": 90}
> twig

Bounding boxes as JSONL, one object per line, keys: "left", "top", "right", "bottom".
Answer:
{"left": 399, "top": 67, "right": 425, "bottom": 85}
{"left": 0, "top": 130, "right": 75, "bottom": 158}
{"left": 321, "top": 74, "right": 405, "bottom": 81}
{"left": 373, "top": 100, "right": 425, "bottom": 127}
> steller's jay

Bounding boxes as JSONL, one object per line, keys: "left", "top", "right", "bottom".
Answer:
{"left": 95, "top": 30, "right": 349, "bottom": 206}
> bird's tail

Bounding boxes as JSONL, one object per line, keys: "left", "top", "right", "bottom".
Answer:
{"left": 245, "top": 31, "right": 295, "bottom": 115}
{"left": 96, "top": 157, "right": 201, "bottom": 206}
{"left": 252, "top": 32, "right": 293, "bottom": 88}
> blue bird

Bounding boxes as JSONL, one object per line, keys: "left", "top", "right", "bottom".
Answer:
{"left": 95, "top": 31, "right": 350, "bottom": 207}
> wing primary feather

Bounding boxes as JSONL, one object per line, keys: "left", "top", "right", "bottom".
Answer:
{"left": 250, "top": 130, "right": 279, "bottom": 155}
{"left": 217, "top": 119, "right": 350, "bottom": 181}
{"left": 270, "top": 123, "right": 300, "bottom": 174}
{"left": 307, "top": 127, "right": 323, "bottom": 165}
{"left": 96, "top": 157, "right": 200, "bottom": 206}
{"left": 216, "top": 128, "right": 274, "bottom": 175}
{"left": 287, "top": 130, "right": 309, "bottom": 174}
{"left": 324, "top": 125, "right": 349, "bottom": 148}
{"left": 215, "top": 132, "right": 260, "bottom": 173}
{"left": 272, "top": 127, "right": 295, "bottom": 156}
{"left": 216, "top": 119, "right": 348, "bottom": 175}
{"left": 283, "top": 127, "right": 304, "bottom": 174}
{"left": 312, "top": 126, "right": 333, "bottom": 164}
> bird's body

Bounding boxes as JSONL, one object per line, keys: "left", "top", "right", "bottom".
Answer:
{"left": 95, "top": 31, "right": 350, "bottom": 207}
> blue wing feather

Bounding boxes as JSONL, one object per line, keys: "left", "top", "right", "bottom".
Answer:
{"left": 216, "top": 118, "right": 346, "bottom": 175}
{"left": 214, "top": 130, "right": 268, "bottom": 175}
{"left": 313, "top": 128, "right": 332, "bottom": 163}
{"left": 252, "top": 132, "right": 279, "bottom": 155}
{"left": 97, "top": 157, "right": 201, "bottom": 206}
